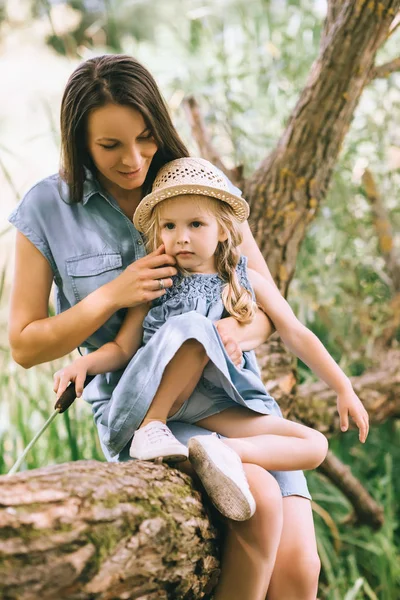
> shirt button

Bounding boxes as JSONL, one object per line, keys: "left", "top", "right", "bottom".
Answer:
{"left": 137, "top": 239, "right": 143, "bottom": 246}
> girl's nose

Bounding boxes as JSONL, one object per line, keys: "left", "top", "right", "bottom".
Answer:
{"left": 177, "top": 229, "right": 190, "bottom": 244}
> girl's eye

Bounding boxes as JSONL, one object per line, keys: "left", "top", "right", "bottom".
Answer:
{"left": 100, "top": 144, "right": 118, "bottom": 150}
{"left": 191, "top": 221, "right": 202, "bottom": 228}
{"left": 164, "top": 223, "right": 175, "bottom": 230}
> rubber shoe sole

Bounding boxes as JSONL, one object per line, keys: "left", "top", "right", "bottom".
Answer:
{"left": 188, "top": 437, "right": 255, "bottom": 521}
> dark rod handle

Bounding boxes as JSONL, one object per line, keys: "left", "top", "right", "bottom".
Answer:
{"left": 54, "top": 375, "right": 95, "bottom": 413}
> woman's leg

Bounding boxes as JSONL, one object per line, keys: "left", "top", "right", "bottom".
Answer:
{"left": 267, "top": 497, "right": 320, "bottom": 600}
{"left": 178, "top": 460, "right": 284, "bottom": 600}
{"left": 140, "top": 339, "right": 208, "bottom": 427}
{"left": 195, "top": 407, "right": 328, "bottom": 471}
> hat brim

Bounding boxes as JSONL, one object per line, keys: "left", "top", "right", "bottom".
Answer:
{"left": 133, "top": 183, "right": 250, "bottom": 232}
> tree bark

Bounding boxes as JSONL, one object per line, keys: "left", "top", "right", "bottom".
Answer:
{"left": 0, "top": 461, "right": 220, "bottom": 600}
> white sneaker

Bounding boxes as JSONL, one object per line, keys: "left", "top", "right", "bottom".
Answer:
{"left": 188, "top": 434, "right": 256, "bottom": 521}
{"left": 129, "top": 421, "right": 189, "bottom": 463}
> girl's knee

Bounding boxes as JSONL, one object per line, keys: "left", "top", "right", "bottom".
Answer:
{"left": 311, "top": 430, "right": 329, "bottom": 468}
{"left": 182, "top": 338, "right": 206, "bottom": 355}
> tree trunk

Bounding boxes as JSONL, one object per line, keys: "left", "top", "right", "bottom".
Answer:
{"left": 0, "top": 461, "right": 220, "bottom": 600}
{"left": 245, "top": 0, "right": 400, "bottom": 293}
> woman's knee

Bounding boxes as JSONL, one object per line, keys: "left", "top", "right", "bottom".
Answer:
{"left": 280, "top": 546, "right": 321, "bottom": 593}
{"left": 231, "top": 465, "right": 283, "bottom": 552}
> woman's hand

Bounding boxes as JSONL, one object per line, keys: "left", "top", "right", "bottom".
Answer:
{"left": 337, "top": 388, "right": 369, "bottom": 443}
{"left": 215, "top": 310, "right": 273, "bottom": 366}
{"left": 215, "top": 317, "right": 243, "bottom": 366}
{"left": 108, "top": 245, "right": 177, "bottom": 310}
{"left": 53, "top": 360, "right": 89, "bottom": 399}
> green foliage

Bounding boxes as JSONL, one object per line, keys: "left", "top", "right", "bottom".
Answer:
{"left": 309, "top": 424, "right": 400, "bottom": 599}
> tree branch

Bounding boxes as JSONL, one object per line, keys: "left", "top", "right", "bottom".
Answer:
{"left": 369, "top": 56, "right": 400, "bottom": 80}
{"left": 362, "top": 168, "right": 400, "bottom": 291}
{"left": 318, "top": 451, "right": 384, "bottom": 529}
{"left": 182, "top": 95, "right": 244, "bottom": 189}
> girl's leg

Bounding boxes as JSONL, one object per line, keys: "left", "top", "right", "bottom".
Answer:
{"left": 195, "top": 406, "right": 328, "bottom": 471}
{"left": 178, "top": 460, "right": 284, "bottom": 600}
{"left": 140, "top": 339, "right": 208, "bottom": 427}
{"left": 267, "top": 497, "right": 320, "bottom": 600}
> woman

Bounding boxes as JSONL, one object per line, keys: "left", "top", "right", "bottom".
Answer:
{"left": 8, "top": 54, "right": 321, "bottom": 599}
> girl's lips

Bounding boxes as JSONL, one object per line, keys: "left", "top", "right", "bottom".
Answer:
{"left": 176, "top": 252, "right": 194, "bottom": 256}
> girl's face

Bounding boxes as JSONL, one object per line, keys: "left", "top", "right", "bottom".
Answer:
{"left": 87, "top": 103, "right": 158, "bottom": 197}
{"left": 157, "top": 195, "right": 227, "bottom": 273}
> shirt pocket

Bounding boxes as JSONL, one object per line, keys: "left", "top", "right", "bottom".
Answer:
{"left": 66, "top": 252, "right": 123, "bottom": 302}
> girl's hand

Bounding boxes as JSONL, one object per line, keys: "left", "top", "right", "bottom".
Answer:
{"left": 337, "top": 388, "right": 369, "bottom": 443}
{"left": 53, "top": 361, "right": 88, "bottom": 400}
{"left": 215, "top": 318, "right": 243, "bottom": 367}
{"left": 108, "top": 245, "right": 177, "bottom": 310}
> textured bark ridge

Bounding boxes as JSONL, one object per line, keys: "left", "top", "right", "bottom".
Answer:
{"left": 0, "top": 461, "right": 220, "bottom": 600}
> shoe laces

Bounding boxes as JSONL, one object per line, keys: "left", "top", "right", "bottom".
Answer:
{"left": 146, "top": 423, "right": 175, "bottom": 445}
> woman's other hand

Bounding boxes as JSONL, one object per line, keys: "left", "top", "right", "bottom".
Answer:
{"left": 215, "top": 317, "right": 244, "bottom": 367}
{"left": 108, "top": 245, "right": 177, "bottom": 309}
{"left": 215, "top": 309, "right": 273, "bottom": 367}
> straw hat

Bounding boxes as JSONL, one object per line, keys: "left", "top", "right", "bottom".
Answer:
{"left": 133, "top": 157, "right": 249, "bottom": 232}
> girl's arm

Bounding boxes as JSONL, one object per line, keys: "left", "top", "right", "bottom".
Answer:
{"left": 53, "top": 303, "right": 149, "bottom": 398}
{"left": 248, "top": 268, "right": 369, "bottom": 442}
{"left": 9, "top": 234, "right": 175, "bottom": 368}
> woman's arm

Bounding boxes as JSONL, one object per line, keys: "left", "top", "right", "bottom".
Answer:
{"left": 239, "top": 221, "right": 278, "bottom": 288}
{"left": 9, "top": 234, "right": 176, "bottom": 368}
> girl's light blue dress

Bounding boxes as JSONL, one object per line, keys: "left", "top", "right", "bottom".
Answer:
{"left": 93, "top": 256, "right": 280, "bottom": 456}
{"left": 8, "top": 170, "right": 311, "bottom": 500}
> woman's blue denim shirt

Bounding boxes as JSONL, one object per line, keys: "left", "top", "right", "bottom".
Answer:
{"left": 8, "top": 168, "right": 242, "bottom": 351}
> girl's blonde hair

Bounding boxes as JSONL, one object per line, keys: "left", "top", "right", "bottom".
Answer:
{"left": 143, "top": 195, "right": 257, "bottom": 324}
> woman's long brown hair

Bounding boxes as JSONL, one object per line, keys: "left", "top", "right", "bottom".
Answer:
{"left": 60, "top": 54, "right": 189, "bottom": 203}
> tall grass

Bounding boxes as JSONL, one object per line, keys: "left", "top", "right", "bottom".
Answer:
{"left": 0, "top": 276, "right": 104, "bottom": 474}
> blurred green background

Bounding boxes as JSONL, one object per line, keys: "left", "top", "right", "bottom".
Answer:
{"left": 0, "top": 1, "right": 399, "bottom": 598}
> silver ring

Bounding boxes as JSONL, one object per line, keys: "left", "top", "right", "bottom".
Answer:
{"left": 158, "top": 278, "right": 165, "bottom": 290}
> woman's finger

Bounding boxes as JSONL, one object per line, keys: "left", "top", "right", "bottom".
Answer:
{"left": 149, "top": 265, "right": 177, "bottom": 280}
{"left": 147, "top": 277, "right": 174, "bottom": 291}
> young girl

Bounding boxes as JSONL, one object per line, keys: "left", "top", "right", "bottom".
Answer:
{"left": 54, "top": 156, "right": 369, "bottom": 523}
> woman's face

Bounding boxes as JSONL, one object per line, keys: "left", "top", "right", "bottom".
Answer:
{"left": 87, "top": 103, "right": 158, "bottom": 194}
